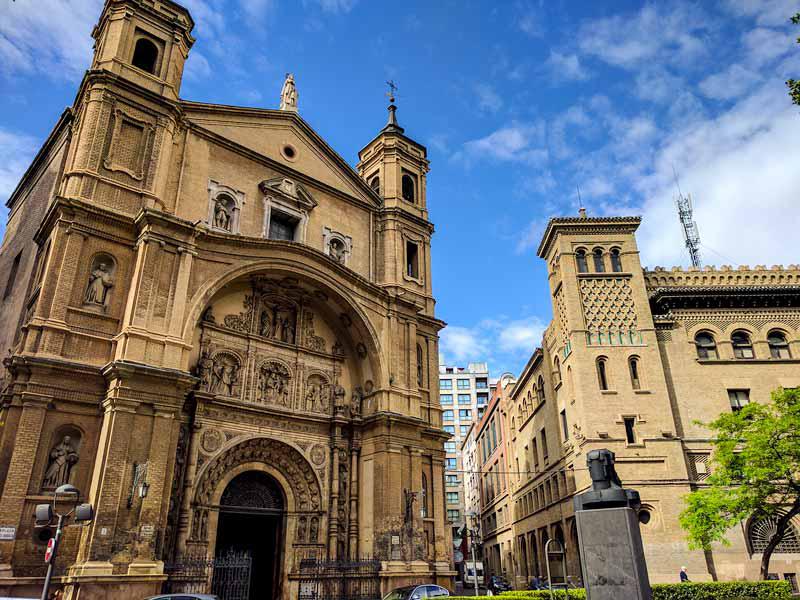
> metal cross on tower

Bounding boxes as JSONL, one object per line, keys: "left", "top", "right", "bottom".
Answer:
{"left": 386, "top": 80, "right": 398, "bottom": 104}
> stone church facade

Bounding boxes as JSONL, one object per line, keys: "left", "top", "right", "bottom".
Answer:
{"left": 499, "top": 215, "right": 800, "bottom": 587}
{"left": 0, "top": 1, "right": 452, "bottom": 598}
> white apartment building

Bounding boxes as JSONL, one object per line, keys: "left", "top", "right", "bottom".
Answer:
{"left": 439, "top": 362, "right": 491, "bottom": 563}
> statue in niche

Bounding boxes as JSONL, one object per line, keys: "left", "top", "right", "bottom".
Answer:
{"left": 43, "top": 435, "right": 79, "bottom": 489}
{"left": 351, "top": 386, "right": 363, "bottom": 416}
{"left": 304, "top": 375, "right": 330, "bottom": 413}
{"left": 279, "top": 73, "right": 298, "bottom": 111}
{"left": 259, "top": 309, "right": 273, "bottom": 338}
{"left": 329, "top": 238, "right": 346, "bottom": 264}
{"left": 210, "top": 355, "right": 239, "bottom": 396}
{"left": 332, "top": 384, "right": 346, "bottom": 412}
{"left": 258, "top": 300, "right": 297, "bottom": 344}
{"left": 84, "top": 261, "right": 114, "bottom": 307}
{"left": 309, "top": 516, "right": 319, "bottom": 542}
{"left": 332, "top": 340, "right": 344, "bottom": 356}
{"left": 280, "top": 316, "right": 295, "bottom": 343}
{"left": 196, "top": 346, "right": 214, "bottom": 390}
{"left": 297, "top": 516, "right": 307, "bottom": 542}
{"left": 403, "top": 489, "right": 417, "bottom": 524}
{"left": 213, "top": 196, "right": 232, "bottom": 231}
{"left": 257, "top": 361, "right": 291, "bottom": 406}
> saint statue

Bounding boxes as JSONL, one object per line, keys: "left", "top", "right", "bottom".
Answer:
{"left": 197, "top": 347, "right": 214, "bottom": 390}
{"left": 43, "top": 436, "right": 79, "bottom": 489}
{"left": 213, "top": 198, "right": 231, "bottom": 231}
{"left": 84, "top": 262, "right": 114, "bottom": 307}
{"left": 279, "top": 73, "right": 298, "bottom": 112}
{"left": 260, "top": 309, "right": 272, "bottom": 337}
{"left": 329, "top": 238, "right": 346, "bottom": 264}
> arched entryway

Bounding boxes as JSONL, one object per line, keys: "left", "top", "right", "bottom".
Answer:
{"left": 215, "top": 471, "right": 286, "bottom": 600}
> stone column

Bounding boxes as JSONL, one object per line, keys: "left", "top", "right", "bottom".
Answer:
{"left": 328, "top": 442, "right": 340, "bottom": 558}
{"left": 0, "top": 396, "right": 48, "bottom": 571}
{"left": 430, "top": 457, "right": 447, "bottom": 562}
{"left": 128, "top": 408, "right": 177, "bottom": 574}
{"left": 348, "top": 445, "right": 360, "bottom": 559}
{"left": 71, "top": 395, "right": 137, "bottom": 575}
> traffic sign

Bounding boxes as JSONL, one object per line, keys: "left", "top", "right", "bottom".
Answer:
{"left": 44, "top": 537, "right": 55, "bottom": 563}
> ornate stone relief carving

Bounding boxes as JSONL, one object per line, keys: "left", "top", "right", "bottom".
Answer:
{"left": 302, "top": 311, "right": 326, "bottom": 352}
{"left": 303, "top": 374, "right": 330, "bottom": 413}
{"left": 201, "top": 429, "right": 223, "bottom": 454}
{"left": 208, "top": 352, "right": 241, "bottom": 397}
{"left": 309, "top": 444, "right": 327, "bottom": 467}
{"left": 256, "top": 361, "right": 292, "bottom": 407}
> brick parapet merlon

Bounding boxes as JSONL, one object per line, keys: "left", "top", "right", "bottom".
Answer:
{"left": 644, "top": 264, "right": 800, "bottom": 291}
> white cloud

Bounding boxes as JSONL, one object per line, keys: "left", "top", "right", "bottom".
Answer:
{"left": 724, "top": 0, "right": 799, "bottom": 27}
{"left": 0, "top": 0, "right": 101, "bottom": 80}
{"left": 578, "top": 4, "right": 709, "bottom": 70}
{"left": 306, "top": 0, "right": 358, "bottom": 14}
{"left": 518, "top": 8, "right": 543, "bottom": 38}
{"left": 455, "top": 122, "right": 548, "bottom": 165}
{"left": 698, "top": 63, "right": 761, "bottom": 100}
{"left": 474, "top": 83, "right": 503, "bottom": 113}
{"left": 546, "top": 51, "right": 589, "bottom": 82}
{"left": 185, "top": 51, "right": 212, "bottom": 80}
{"left": 439, "top": 316, "right": 548, "bottom": 372}
{"left": 635, "top": 79, "right": 800, "bottom": 268}
{"left": 239, "top": 0, "right": 274, "bottom": 21}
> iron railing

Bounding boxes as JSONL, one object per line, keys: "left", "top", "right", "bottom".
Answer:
{"left": 298, "top": 558, "right": 382, "bottom": 600}
{"left": 164, "top": 550, "right": 252, "bottom": 600}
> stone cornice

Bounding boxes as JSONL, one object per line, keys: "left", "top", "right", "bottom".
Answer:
{"left": 649, "top": 285, "right": 800, "bottom": 312}
{"left": 536, "top": 216, "right": 642, "bottom": 258}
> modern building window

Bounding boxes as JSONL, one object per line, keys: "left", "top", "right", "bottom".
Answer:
{"left": 3, "top": 251, "right": 22, "bottom": 300}
{"left": 476, "top": 377, "right": 488, "bottom": 389}
{"left": 537, "top": 376, "right": 546, "bottom": 403}
{"left": 444, "top": 425, "right": 455, "bottom": 434}
{"left": 695, "top": 331, "right": 718, "bottom": 359}
{"left": 459, "top": 409, "right": 472, "bottom": 419}
{"left": 440, "top": 379, "right": 452, "bottom": 390}
{"left": 592, "top": 248, "right": 605, "bottom": 272}
{"left": 460, "top": 425, "right": 469, "bottom": 436}
{"left": 458, "top": 394, "right": 471, "bottom": 405}
{"left": 560, "top": 409, "right": 569, "bottom": 441}
{"left": 768, "top": 330, "right": 792, "bottom": 359}
{"left": 447, "top": 509, "right": 460, "bottom": 521}
{"left": 416, "top": 344, "right": 424, "bottom": 387}
{"left": 624, "top": 417, "right": 636, "bottom": 443}
{"left": 596, "top": 357, "right": 609, "bottom": 391}
{"left": 402, "top": 172, "right": 416, "bottom": 203}
{"left": 629, "top": 356, "right": 641, "bottom": 390}
{"left": 445, "top": 474, "right": 458, "bottom": 485}
{"left": 728, "top": 389, "right": 750, "bottom": 412}
{"left": 457, "top": 379, "right": 470, "bottom": 389}
{"left": 477, "top": 393, "right": 489, "bottom": 405}
{"left": 406, "top": 240, "right": 420, "bottom": 279}
{"left": 446, "top": 492, "right": 459, "bottom": 504}
{"left": 440, "top": 394, "right": 453, "bottom": 405}
{"left": 131, "top": 37, "right": 159, "bottom": 74}
{"left": 268, "top": 210, "right": 299, "bottom": 240}
{"left": 443, "top": 410, "right": 454, "bottom": 421}
{"left": 576, "top": 249, "right": 588, "bottom": 273}
{"left": 444, "top": 441, "right": 456, "bottom": 452}
{"left": 732, "top": 330, "right": 754, "bottom": 359}
{"left": 445, "top": 458, "right": 457, "bottom": 469}
{"left": 610, "top": 248, "right": 623, "bottom": 272}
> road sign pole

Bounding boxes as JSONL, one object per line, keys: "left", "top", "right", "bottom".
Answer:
{"left": 40, "top": 513, "right": 64, "bottom": 600}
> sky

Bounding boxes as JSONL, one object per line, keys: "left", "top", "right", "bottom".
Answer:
{"left": 1, "top": 0, "right": 799, "bottom": 377}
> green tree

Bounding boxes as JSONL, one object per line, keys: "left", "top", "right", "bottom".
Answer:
{"left": 789, "top": 14, "right": 800, "bottom": 106}
{"left": 680, "top": 387, "right": 800, "bottom": 580}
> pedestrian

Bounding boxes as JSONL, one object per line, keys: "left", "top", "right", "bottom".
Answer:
{"left": 680, "top": 566, "right": 690, "bottom": 583}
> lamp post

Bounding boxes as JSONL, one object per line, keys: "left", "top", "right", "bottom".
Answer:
{"left": 34, "top": 484, "right": 94, "bottom": 600}
{"left": 466, "top": 511, "right": 480, "bottom": 597}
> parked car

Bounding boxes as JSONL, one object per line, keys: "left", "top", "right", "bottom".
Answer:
{"left": 383, "top": 584, "right": 450, "bottom": 600}
{"left": 146, "top": 594, "right": 219, "bottom": 600}
{"left": 486, "top": 575, "right": 512, "bottom": 595}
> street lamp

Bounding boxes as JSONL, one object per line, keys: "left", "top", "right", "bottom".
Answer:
{"left": 465, "top": 510, "right": 480, "bottom": 597}
{"left": 34, "top": 484, "right": 94, "bottom": 600}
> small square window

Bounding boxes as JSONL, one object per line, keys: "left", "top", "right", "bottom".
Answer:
{"left": 440, "top": 394, "right": 453, "bottom": 405}
{"left": 439, "top": 379, "right": 452, "bottom": 390}
{"left": 728, "top": 389, "right": 750, "bottom": 411}
{"left": 268, "top": 210, "right": 299, "bottom": 241}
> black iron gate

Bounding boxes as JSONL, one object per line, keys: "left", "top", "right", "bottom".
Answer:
{"left": 298, "top": 559, "right": 381, "bottom": 600}
{"left": 164, "top": 550, "right": 252, "bottom": 600}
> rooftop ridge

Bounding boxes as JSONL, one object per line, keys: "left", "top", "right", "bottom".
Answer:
{"left": 643, "top": 264, "right": 800, "bottom": 289}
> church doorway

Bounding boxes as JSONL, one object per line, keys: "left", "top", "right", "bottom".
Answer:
{"left": 215, "top": 471, "right": 286, "bottom": 600}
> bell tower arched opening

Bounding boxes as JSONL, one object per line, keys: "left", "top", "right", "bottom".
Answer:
{"left": 215, "top": 471, "right": 286, "bottom": 600}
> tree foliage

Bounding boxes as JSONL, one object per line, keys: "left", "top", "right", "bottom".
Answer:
{"left": 680, "top": 388, "right": 800, "bottom": 580}
{"left": 789, "top": 14, "right": 800, "bottom": 106}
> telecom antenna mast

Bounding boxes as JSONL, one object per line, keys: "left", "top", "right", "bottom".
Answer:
{"left": 675, "top": 190, "right": 701, "bottom": 268}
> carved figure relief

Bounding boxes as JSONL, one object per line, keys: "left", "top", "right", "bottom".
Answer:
{"left": 351, "top": 386, "right": 363, "bottom": 416}
{"left": 322, "top": 227, "right": 352, "bottom": 266}
{"left": 332, "top": 384, "right": 346, "bottom": 412}
{"left": 257, "top": 361, "right": 291, "bottom": 406}
{"left": 42, "top": 435, "right": 79, "bottom": 490}
{"left": 255, "top": 298, "right": 297, "bottom": 344}
{"left": 209, "top": 353, "right": 240, "bottom": 397}
{"left": 309, "top": 516, "right": 319, "bottom": 542}
{"left": 331, "top": 340, "right": 344, "bottom": 356}
{"left": 356, "top": 343, "right": 367, "bottom": 360}
{"left": 304, "top": 374, "right": 330, "bottom": 413}
{"left": 302, "top": 311, "right": 326, "bottom": 352}
{"left": 309, "top": 444, "right": 327, "bottom": 467}
{"left": 196, "top": 345, "right": 215, "bottom": 390}
{"left": 207, "top": 181, "right": 243, "bottom": 234}
{"left": 213, "top": 196, "right": 233, "bottom": 231}
{"left": 201, "top": 429, "right": 224, "bottom": 454}
{"left": 297, "top": 516, "right": 308, "bottom": 542}
{"left": 83, "top": 255, "right": 115, "bottom": 308}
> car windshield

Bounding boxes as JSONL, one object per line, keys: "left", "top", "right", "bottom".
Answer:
{"left": 383, "top": 587, "right": 415, "bottom": 600}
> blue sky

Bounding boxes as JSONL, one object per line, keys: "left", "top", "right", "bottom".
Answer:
{"left": 2, "top": 0, "right": 799, "bottom": 377}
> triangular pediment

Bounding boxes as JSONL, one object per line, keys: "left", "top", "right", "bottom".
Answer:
{"left": 259, "top": 177, "right": 317, "bottom": 211}
{"left": 181, "top": 102, "right": 381, "bottom": 208}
